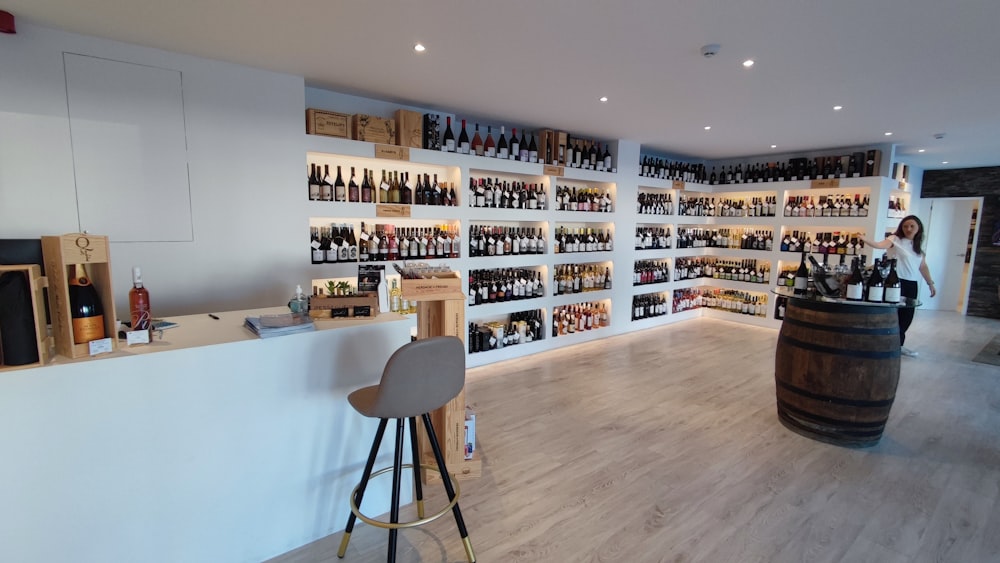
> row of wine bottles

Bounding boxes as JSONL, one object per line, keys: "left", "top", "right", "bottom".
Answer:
{"left": 674, "top": 257, "right": 771, "bottom": 284}
{"left": 887, "top": 196, "right": 908, "bottom": 218}
{"left": 636, "top": 192, "right": 673, "bottom": 215}
{"left": 554, "top": 186, "right": 613, "bottom": 212}
{"left": 439, "top": 117, "right": 615, "bottom": 172}
{"left": 552, "top": 302, "right": 610, "bottom": 336}
{"left": 467, "top": 268, "right": 545, "bottom": 306}
{"left": 779, "top": 231, "right": 865, "bottom": 255}
{"left": 676, "top": 228, "right": 774, "bottom": 251}
{"left": 388, "top": 279, "right": 417, "bottom": 315}
{"left": 638, "top": 156, "right": 706, "bottom": 183}
{"left": 703, "top": 152, "right": 878, "bottom": 186}
{"left": 633, "top": 260, "right": 670, "bottom": 286}
{"left": 553, "top": 264, "right": 612, "bottom": 295}
{"left": 467, "top": 177, "right": 546, "bottom": 209}
{"left": 468, "top": 226, "right": 547, "bottom": 257}
{"left": 792, "top": 253, "right": 904, "bottom": 303}
{"left": 678, "top": 195, "right": 778, "bottom": 217}
{"left": 310, "top": 223, "right": 460, "bottom": 264}
{"left": 468, "top": 310, "right": 544, "bottom": 354}
{"left": 673, "top": 288, "right": 769, "bottom": 317}
{"left": 635, "top": 227, "right": 672, "bottom": 250}
{"left": 783, "top": 194, "right": 869, "bottom": 217}
{"left": 553, "top": 227, "right": 614, "bottom": 254}
{"left": 632, "top": 293, "right": 669, "bottom": 320}
{"left": 308, "top": 164, "right": 458, "bottom": 206}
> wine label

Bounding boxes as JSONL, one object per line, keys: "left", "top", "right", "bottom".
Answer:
{"left": 73, "top": 315, "right": 105, "bottom": 344}
{"left": 884, "top": 287, "right": 902, "bottom": 303}
{"left": 867, "top": 286, "right": 884, "bottom": 302}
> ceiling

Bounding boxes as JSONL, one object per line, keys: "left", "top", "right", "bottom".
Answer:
{"left": 6, "top": 0, "right": 1000, "bottom": 171}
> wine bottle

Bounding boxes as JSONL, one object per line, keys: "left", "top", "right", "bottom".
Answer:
{"left": 866, "top": 258, "right": 885, "bottom": 302}
{"left": 310, "top": 226, "right": 324, "bottom": 264}
{"left": 320, "top": 164, "right": 333, "bottom": 201}
{"left": 443, "top": 116, "right": 456, "bottom": 152}
{"left": 510, "top": 128, "right": 520, "bottom": 160}
{"left": 497, "top": 126, "right": 509, "bottom": 159}
{"left": 334, "top": 165, "right": 346, "bottom": 202}
{"left": 484, "top": 126, "right": 496, "bottom": 158}
{"left": 458, "top": 119, "right": 471, "bottom": 154}
{"left": 528, "top": 133, "right": 538, "bottom": 163}
{"left": 361, "top": 168, "right": 373, "bottom": 203}
{"left": 68, "top": 263, "right": 105, "bottom": 344}
{"left": 129, "top": 266, "right": 152, "bottom": 336}
{"left": 794, "top": 251, "right": 809, "bottom": 295}
{"left": 519, "top": 129, "right": 530, "bottom": 162}
{"left": 602, "top": 144, "right": 612, "bottom": 171}
{"left": 883, "top": 258, "right": 902, "bottom": 303}
{"left": 472, "top": 123, "right": 484, "bottom": 156}
{"left": 308, "top": 163, "right": 320, "bottom": 201}
{"left": 348, "top": 167, "right": 359, "bottom": 202}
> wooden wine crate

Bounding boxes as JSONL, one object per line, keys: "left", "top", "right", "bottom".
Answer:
{"left": 41, "top": 234, "right": 118, "bottom": 359}
{"left": 351, "top": 114, "right": 397, "bottom": 144}
{"left": 305, "top": 108, "right": 351, "bottom": 138}
{"left": 0, "top": 265, "right": 51, "bottom": 372}
{"left": 395, "top": 109, "right": 423, "bottom": 149}
{"left": 307, "top": 294, "right": 378, "bottom": 319}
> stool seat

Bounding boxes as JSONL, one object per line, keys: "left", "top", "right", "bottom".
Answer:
{"left": 337, "top": 336, "right": 475, "bottom": 563}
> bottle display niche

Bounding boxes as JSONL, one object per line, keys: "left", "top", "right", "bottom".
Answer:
{"left": 553, "top": 262, "right": 612, "bottom": 295}
{"left": 553, "top": 223, "right": 614, "bottom": 254}
{"left": 783, "top": 192, "right": 869, "bottom": 218}
{"left": 675, "top": 227, "right": 773, "bottom": 251}
{"left": 468, "top": 223, "right": 547, "bottom": 257}
{"left": 639, "top": 156, "right": 707, "bottom": 183}
{"left": 632, "top": 292, "right": 669, "bottom": 321}
{"left": 553, "top": 181, "right": 615, "bottom": 213}
{"left": 633, "top": 260, "right": 671, "bottom": 286}
{"left": 309, "top": 220, "right": 461, "bottom": 266}
{"left": 635, "top": 226, "right": 673, "bottom": 250}
{"left": 307, "top": 154, "right": 461, "bottom": 207}
{"left": 468, "top": 309, "right": 545, "bottom": 354}
{"left": 468, "top": 267, "right": 546, "bottom": 306}
{"left": 672, "top": 257, "right": 771, "bottom": 284}
{"left": 673, "top": 288, "right": 769, "bottom": 317}
{"left": 777, "top": 230, "right": 866, "bottom": 255}
{"left": 467, "top": 175, "right": 547, "bottom": 210}
{"left": 677, "top": 193, "right": 777, "bottom": 217}
{"left": 552, "top": 301, "right": 610, "bottom": 336}
{"left": 637, "top": 191, "right": 674, "bottom": 216}
{"left": 704, "top": 149, "right": 882, "bottom": 185}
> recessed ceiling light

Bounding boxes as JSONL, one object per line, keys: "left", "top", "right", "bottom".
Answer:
{"left": 833, "top": 105, "right": 843, "bottom": 111}
{"left": 770, "top": 144, "right": 777, "bottom": 149}
{"left": 599, "top": 96, "right": 608, "bottom": 103}
{"left": 942, "top": 161, "right": 949, "bottom": 164}
{"left": 413, "top": 43, "right": 426, "bottom": 53}
{"left": 918, "top": 149, "right": 926, "bottom": 153}
{"left": 743, "top": 59, "right": 755, "bottom": 68}
{"left": 884, "top": 132, "right": 893, "bottom": 136}
{"left": 704, "top": 126, "right": 711, "bottom": 131}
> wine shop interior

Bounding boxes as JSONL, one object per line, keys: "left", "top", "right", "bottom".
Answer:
{"left": 1, "top": 2, "right": 999, "bottom": 562}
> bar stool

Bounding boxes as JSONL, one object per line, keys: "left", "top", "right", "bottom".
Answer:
{"left": 337, "top": 336, "right": 475, "bottom": 563}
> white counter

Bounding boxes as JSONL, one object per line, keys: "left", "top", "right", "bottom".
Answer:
{"left": 0, "top": 308, "right": 414, "bottom": 563}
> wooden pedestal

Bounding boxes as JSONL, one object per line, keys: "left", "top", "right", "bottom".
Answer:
{"left": 403, "top": 279, "right": 482, "bottom": 482}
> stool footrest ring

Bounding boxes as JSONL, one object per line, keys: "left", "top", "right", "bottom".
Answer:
{"left": 349, "top": 463, "right": 461, "bottom": 530}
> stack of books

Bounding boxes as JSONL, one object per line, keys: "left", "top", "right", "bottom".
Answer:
{"left": 244, "top": 313, "right": 315, "bottom": 338}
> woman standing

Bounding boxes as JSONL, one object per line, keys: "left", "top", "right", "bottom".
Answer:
{"left": 863, "top": 215, "right": 936, "bottom": 356}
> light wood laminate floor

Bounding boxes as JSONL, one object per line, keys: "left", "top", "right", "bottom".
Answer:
{"left": 268, "top": 311, "right": 1000, "bottom": 563}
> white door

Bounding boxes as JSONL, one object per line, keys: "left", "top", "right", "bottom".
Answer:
{"left": 925, "top": 199, "right": 980, "bottom": 312}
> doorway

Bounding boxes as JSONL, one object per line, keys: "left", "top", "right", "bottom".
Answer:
{"left": 925, "top": 198, "right": 982, "bottom": 313}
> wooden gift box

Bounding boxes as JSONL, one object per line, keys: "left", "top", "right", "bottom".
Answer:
{"left": 351, "top": 114, "right": 397, "bottom": 144}
{"left": 395, "top": 109, "right": 423, "bottom": 149}
{"left": 305, "top": 108, "right": 351, "bottom": 139}
{"left": 308, "top": 293, "right": 378, "bottom": 319}
{"left": 0, "top": 264, "right": 51, "bottom": 371}
{"left": 41, "top": 233, "right": 118, "bottom": 359}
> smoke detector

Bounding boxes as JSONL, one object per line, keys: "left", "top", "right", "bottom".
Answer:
{"left": 701, "top": 44, "right": 721, "bottom": 58}
{"left": 933, "top": 133, "right": 946, "bottom": 140}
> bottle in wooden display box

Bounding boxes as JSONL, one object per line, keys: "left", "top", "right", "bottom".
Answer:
{"left": 41, "top": 234, "right": 118, "bottom": 358}
{"left": 0, "top": 264, "right": 51, "bottom": 371}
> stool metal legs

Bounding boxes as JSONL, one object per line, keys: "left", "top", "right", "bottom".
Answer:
{"left": 421, "top": 413, "right": 476, "bottom": 563}
{"left": 338, "top": 415, "right": 476, "bottom": 563}
{"left": 337, "top": 418, "right": 388, "bottom": 558}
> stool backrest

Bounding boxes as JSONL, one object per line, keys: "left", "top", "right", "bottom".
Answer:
{"left": 370, "top": 336, "right": 466, "bottom": 418}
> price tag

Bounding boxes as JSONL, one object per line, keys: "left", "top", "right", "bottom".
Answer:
{"left": 126, "top": 330, "right": 151, "bottom": 345}
{"left": 88, "top": 337, "right": 114, "bottom": 356}
{"left": 374, "top": 144, "right": 410, "bottom": 161}
{"left": 543, "top": 165, "right": 565, "bottom": 177}
{"left": 359, "top": 232, "right": 369, "bottom": 241}
{"left": 311, "top": 240, "right": 321, "bottom": 249}
{"left": 375, "top": 204, "right": 411, "bottom": 218}
{"left": 672, "top": 180, "right": 685, "bottom": 189}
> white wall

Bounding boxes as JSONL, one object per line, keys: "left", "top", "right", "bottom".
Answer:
{"left": 0, "top": 23, "right": 307, "bottom": 317}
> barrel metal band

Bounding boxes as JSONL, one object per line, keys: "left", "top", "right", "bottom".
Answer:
{"left": 775, "top": 378, "right": 896, "bottom": 408}
{"left": 789, "top": 298, "right": 899, "bottom": 314}
{"left": 776, "top": 399, "right": 890, "bottom": 431}
{"left": 777, "top": 409, "right": 885, "bottom": 439}
{"left": 778, "top": 333, "right": 901, "bottom": 360}
{"left": 782, "top": 315, "right": 899, "bottom": 336}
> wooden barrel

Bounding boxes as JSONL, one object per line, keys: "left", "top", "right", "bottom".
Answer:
{"left": 774, "top": 298, "right": 900, "bottom": 447}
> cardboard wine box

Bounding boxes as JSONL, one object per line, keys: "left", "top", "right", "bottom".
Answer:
{"left": 351, "top": 114, "right": 397, "bottom": 144}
